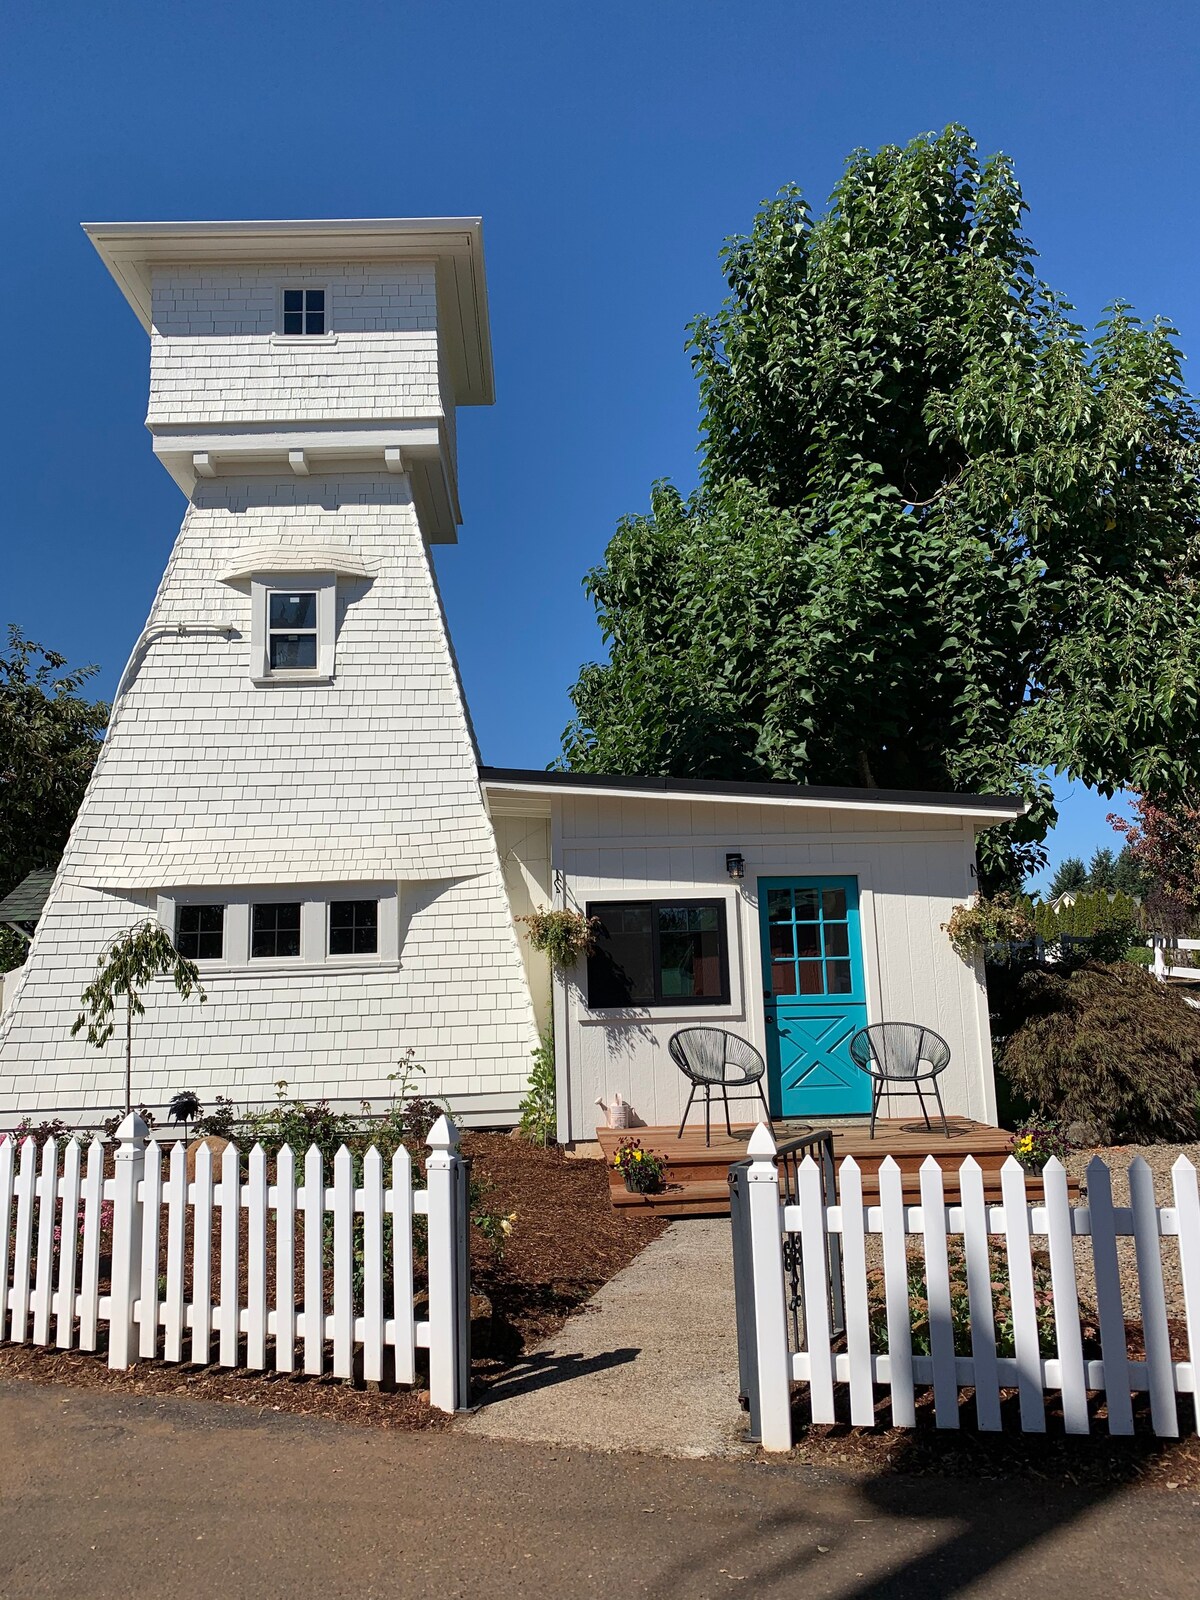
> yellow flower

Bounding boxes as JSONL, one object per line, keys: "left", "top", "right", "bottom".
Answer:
{"left": 634, "top": 1150, "right": 643, "bottom": 1160}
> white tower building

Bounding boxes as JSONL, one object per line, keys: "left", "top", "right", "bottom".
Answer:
{"left": 0, "top": 219, "right": 539, "bottom": 1122}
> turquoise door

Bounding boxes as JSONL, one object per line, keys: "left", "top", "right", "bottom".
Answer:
{"left": 759, "top": 876, "right": 871, "bottom": 1118}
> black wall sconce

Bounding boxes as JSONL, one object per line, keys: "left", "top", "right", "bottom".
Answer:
{"left": 725, "top": 851, "right": 746, "bottom": 881}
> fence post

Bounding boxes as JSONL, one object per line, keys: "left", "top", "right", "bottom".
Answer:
{"left": 108, "top": 1111, "right": 147, "bottom": 1369}
{"left": 426, "top": 1114, "right": 468, "bottom": 1414}
{"left": 746, "top": 1122, "right": 792, "bottom": 1451}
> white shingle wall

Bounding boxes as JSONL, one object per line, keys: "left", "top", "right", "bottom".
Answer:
{"left": 0, "top": 471, "right": 538, "bottom": 1119}
{"left": 148, "top": 263, "right": 442, "bottom": 425}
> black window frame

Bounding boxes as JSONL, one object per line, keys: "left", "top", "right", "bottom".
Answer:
{"left": 328, "top": 898, "right": 379, "bottom": 957}
{"left": 174, "top": 903, "right": 225, "bottom": 962}
{"left": 250, "top": 901, "right": 303, "bottom": 959}
{"left": 585, "top": 898, "right": 731, "bottom": 1010}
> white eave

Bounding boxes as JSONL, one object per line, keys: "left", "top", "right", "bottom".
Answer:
{"left": 81, "top": 216, "right": 494, "bottom": 406}
{"left": 479, "top": 769, "right": 1027, "bottom": 825}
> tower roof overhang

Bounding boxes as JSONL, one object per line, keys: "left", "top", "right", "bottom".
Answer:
{"left": 81, "top": 217, "right": 494, "bottom": 406}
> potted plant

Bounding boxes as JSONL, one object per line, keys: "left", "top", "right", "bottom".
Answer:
{"left": 612, "top": 1136, "right": 666, "bottom": 1195}
{"left": 515, "top": 907, "right": 601, "bottom": 971}
{"left": 1010, "top": 1118, "right": 1071, "bottom": 1175}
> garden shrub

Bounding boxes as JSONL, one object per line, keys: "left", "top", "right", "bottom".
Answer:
{"left": 518, "top": 1027, "right": 557, "bottom": 1146}
{"left": 997, "top": 960, "right": 1200, "bottom": 1143}
{"left": 867, "top": 1241, "right": 1056, "bottom": 1358}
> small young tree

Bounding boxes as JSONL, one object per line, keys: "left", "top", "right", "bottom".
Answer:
{"left": 71, "top": 919, "right": 206, "bottom": 1115}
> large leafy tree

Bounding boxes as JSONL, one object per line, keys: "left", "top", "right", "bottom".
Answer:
{"left": 562, "top": 127, "right": 1200, "bottom": 887}
{"left": 0, "top": 626, "right": 109, "bottom": 969}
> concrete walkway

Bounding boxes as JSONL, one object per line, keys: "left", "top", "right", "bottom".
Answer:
{"left": 460, "top": 1216, "right": 749, "bottom": 1457}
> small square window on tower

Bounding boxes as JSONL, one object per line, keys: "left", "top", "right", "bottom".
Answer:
{"left": 281, "top": 287, "right": 327, "bottom": 336}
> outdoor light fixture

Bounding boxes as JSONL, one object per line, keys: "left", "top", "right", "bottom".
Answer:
{"left": 725, "top": 852, "right": 746, "bottom": 881}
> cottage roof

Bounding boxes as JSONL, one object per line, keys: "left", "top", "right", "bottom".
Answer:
{"left": 0, "top": 868, "right": 57, "bottom": 930}
{"left": 479, "top": 766, "right": 1027, "bottom": 824}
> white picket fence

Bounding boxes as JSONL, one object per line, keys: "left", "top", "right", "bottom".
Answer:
{"left": 0, "top": 1111, "right": 471, "bottom": 1412}
{"left": 739, "top": 1125, "right": 1200, "bottom": 1450}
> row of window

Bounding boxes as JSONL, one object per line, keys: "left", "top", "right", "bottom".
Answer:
{"left": 176, "top": 899, "right": 378, "bottom": 962}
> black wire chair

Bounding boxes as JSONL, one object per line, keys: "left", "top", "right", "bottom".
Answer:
{"left": 669, "top": 1027, "right": 771, "bottom": 1146}
{"left": 848, "top": 1022, "right": 953, "bottom": 1138}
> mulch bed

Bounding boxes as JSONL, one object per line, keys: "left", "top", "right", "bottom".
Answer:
{"left": 0, "top": 1134, "right": 665, "bottom": 1430}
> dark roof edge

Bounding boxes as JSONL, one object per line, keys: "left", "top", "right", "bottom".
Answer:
{"left": 478, "top": 766, "right": 1026, "bottom": 814}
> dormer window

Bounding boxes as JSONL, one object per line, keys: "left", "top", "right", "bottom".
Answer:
{"left": 250, "top": 573, "right": 337, "bottom": 683}
{"left": 281, "top": 287, "right": 326, "bottom": 335}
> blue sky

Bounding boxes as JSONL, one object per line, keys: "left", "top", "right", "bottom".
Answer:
{"left": 5, "top": 1, "right": 1196, "bottom": 890}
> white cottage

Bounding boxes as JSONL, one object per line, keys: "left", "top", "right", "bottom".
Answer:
{"left": 0, "top": 216, "right": 1024, "bottom": 1137}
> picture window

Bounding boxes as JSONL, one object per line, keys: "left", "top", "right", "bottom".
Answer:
{"left": 586, "top": 899, "right": 730, "bottom": 1008}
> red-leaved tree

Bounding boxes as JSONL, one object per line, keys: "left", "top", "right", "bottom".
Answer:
{"left": 1111, "top": 796, "right": 1200, "bottom": 932}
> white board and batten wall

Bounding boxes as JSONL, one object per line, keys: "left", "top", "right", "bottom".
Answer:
{"left": 484, "top": 778, "right": 1011, "bottom": 1145}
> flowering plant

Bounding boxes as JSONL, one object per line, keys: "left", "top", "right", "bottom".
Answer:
{"left": 1010, "top": 1118, "right": 1071, "bottom": 1172}
{"left": 611, "top": 1137, "right": 666, "bottom": 1194}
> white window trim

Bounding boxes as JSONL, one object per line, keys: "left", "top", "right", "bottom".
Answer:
{"left": 250, "top": 572, "right": 337, "bottom": 684}
{"left": 277, "top": 284, "right": 332, "bottom": 337}
{"left": 157, "top": 886, "right": 399, "bottom": 975}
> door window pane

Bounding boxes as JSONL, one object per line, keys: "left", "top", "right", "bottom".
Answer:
{"left": 795, "top": 924, "right": 821, "bottom": 959}
{"left": 822, "top": 887, "right": 847, "bottom": 921}
{"left": 329, "top": 899, "right": 378, "bottom": 956}
{"left": 826, "top": 960, "right": 853, "bottom": 994}
{"left": 251, "top": 902, "right": 302, "bottom": 958}
{"left": 767, "top": 889, "right": 792, "bottom": 923}
{"left": 771, "top": 960, "right": 797, "bottom": 996}
{"left": 824, "top": 922, "right": 850, "bottom": 958}
{"left": 798, "top": 960, "right": 825, "bottom": 995}
{"left": 175, "top": 904, "right": 224, "bottom": 961}
{"left": 794, "top": 888, "right": 820, "bottom": 920}
{"left": 769, "top": 924, "right": 794, "bottom": 961}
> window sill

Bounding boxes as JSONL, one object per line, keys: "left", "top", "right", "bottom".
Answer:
{"left": 270, "top": 333, "right": 338, "bottom": 347}
{"left": 579, "top": 1001, "right": 741, "bottom": 1026}
{"left": 251, "top": 673, "right": 334, "bottom": 688}
{"left": 158, "top": 960, "right": 400, "bottom": 981}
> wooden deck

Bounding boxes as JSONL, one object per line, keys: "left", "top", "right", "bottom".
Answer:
{"left": 596, "top": 1117, "right": 1027, "bottom": 1217}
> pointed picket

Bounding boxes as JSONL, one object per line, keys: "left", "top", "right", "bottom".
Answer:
{"left": 1043, "top": 1157, "right": 1088, "bottom": 1434}
{"left": 837, "top": 1158, "right": 874, "bottom": 1425}
{"left": 1172, "top": 1157, "right": 1200, "bottom": 1437}
{"left": 959, "top": 1156, "right": 1001, "bottom": 1432}
{"left": 878, "top": 1155, "right": 915, "bottom": 1427}
{"left": 246, "top": 1144, "right": 268, "bottom": 1370}
{"left": 191, "top": 1139, "right": 214, "bottom": 1366}
{"left": 55, "top": 1138, "right": 82, "bottom": 1348}
{"left": 77, "top": 1139, "right": 104, "bottom": 1351}
{"left": 32, "top": 1138, "right": 60, "bottom": 1345}
{"left": 1130, "top": 1157, "right": 1177, "bottom": 1437}
{"left": 275, "top": 1144, "right": 297, "bottom": 1372}
{"left": 920, "top": 1157, "right": 959, "bottom": 1428}
{"left": 303, "top": 1146, "right": 324, "bottom": 1375}
{"left": 218, "top": 1143, "right": 241, "bottom": 1367}
{"left": 0, "top": 1135, "right": 14, "bottom": 1341}
{"left": 163, "top": 1142, "right": 187, "bottom": 1363}
{"left": 1000, "top": 1157, "right": 1045, "bottom": 1432}
{"left": 361, "top": 1146, "right": 385, "bottom": 1384}
{"left": 332, "top": 1145, "right": 354, "bottom": 1380}
{"left": 797, "top": 1154, "right": 835, "bottom": 1422}
{"left": 137, "top": 1138, "right": 163, "bottom": 1358}
{"left": 1085, "top": 1156, "right": 1133, "bottom": 1435}
{"left": 10, "top": 1138, "right": 37, "bottom": 1342}
{"left": 391, "top": 1143, "right": 415, "bottom": 1386}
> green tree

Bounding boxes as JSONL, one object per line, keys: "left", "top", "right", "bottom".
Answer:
{"left": 1087, "top": 847, "right": 1118, "bottom": 892}
{"left": 1, "top": 626, "right": 109, "bottom": 969}
{"left": 562, "top": 127, "right": 1200, "bottom": 888}
{"left": 1112, "top": 844, "right": 1148, "bottom": 898}
{"left": 72, "top": 920, "right": 206, "bottom": 1115}
{"left": 1047, "top": 857, "right": 1088, "bottom": 899}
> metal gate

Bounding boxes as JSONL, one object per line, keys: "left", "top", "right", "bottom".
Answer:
{"left": 729, "top": 1130, "right": 843, "bottom": 1443}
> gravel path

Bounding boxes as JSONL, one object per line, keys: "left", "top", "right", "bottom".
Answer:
{"left": 459, "top": 1216, "right": 749, "bottom": 1458}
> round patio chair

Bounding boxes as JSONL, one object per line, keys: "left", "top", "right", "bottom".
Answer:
{"left": 668, "top": 1026, "right": 771, "bottom": 1146}
{"left": 848, "top": 1022, "right": 952, "bottom": 1139}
